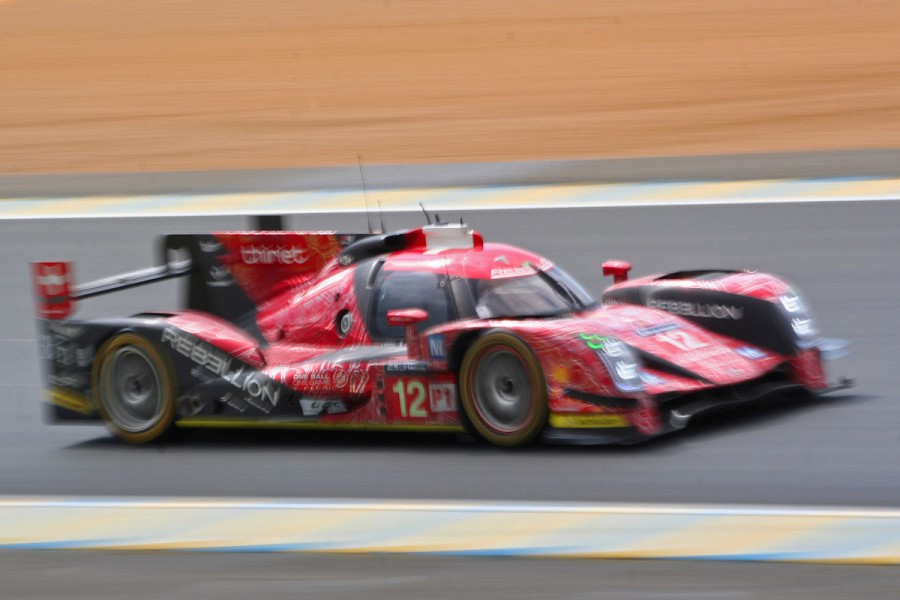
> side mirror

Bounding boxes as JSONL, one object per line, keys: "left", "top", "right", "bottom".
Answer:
{"left": 386, "top": 308, "right": 429, "bottom": 327}
{"left": 602, "top": 260, "right": 632, "bottom": 283}
{"left": 387, "top": 309, "right": 429, "bottom": 355}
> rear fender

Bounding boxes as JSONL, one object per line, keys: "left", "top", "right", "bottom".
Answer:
{"left": 39, "top": 317, "right": 168, "bottom": 420}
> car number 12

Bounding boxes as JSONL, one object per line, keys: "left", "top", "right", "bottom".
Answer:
{"left": 392, "top": 379, "right": 428, "bottom": 418}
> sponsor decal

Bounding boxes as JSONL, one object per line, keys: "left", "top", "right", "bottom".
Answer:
{"left": 219, "top": 392, "right": 251, "bottom": 413}
{"left": 428, "top": 383, "right": 456, "bottom": 413}
{"left": 40, "top": 328, "right": 92, "bottom": 366}
{"left": 44, "top": 340, "right": 93, "bottom": 368}
{"left": 580, "top": 333, "right": 628, "bottom": 358}
{"left": 332, "top": 368, "right": 349, "bottom": 389}
{"left": 206, "top": 265, "right": 233, "bottom": 287}
{"left": 385, "top": 361, "right": 430, "bottom": 374}
{"left": 489, "top": 259, "right": 552, "bottom": 280}
{"left": 199, "top": 239, "right": 223, "bottom": 253}
{"left": 736, "top": 346, "right": 768, "bottom": 360}
{"left": 656, "top": 330, "right": 709, "bottom": 352}
{"left": 647, "top": 299, "right": 744, "bottom": 320}
{"left": 190, "top": 366, "right": 216, "bottom": 383}
{"left": 603, "top": 338, "right": 627, "bottom": 358}
{"left": 48, "top": 373, "right": 87, "bottom": 388}
{"left": 549, "top": 413, "right": 630, "bottom": 429}
{"left": 162, "top": 327, "right": 281, "bottom": 408}
{"left": 46, "top": 322, "right": 85, "bottom": 339}
{"left": 348, "top": 370, "right": 369, "bottom": 395}
{"left": 791, "top": 317, "right": 817, "bottom": 337}
{"left": 582, "top": 334, "right": 642, "bottom": 393}
{"left": 636, "top": 323, "right": 680, "bottom": 337}
{"left": 779, "top": 294, "right": 804, "bottom": 313}
{"left": 428, "top": 334, "right": 446, "bottom": 359}
{"left": 579, "top": 333, "right": 608, "bottom": 350}
{"left": 292, "top": 368, "right": 368, "bottom": 395}
{"left": 240, "top": 245, "right": 311, "bottom": 265}
{"left": 35, "top": 265, "right": 68, "bottom": 296}
{"left": 491, "top": 266, "right": 535, "bottom": 279}
{"left": 614, "top": 360, "right": 639, "bottom": 381}
{"left": 299, "top": 398, "right": 348, "bottom": 417}
{"left": 681, "top": 346, "right": 729, "bottom": 361}
{"left": 32, "top": 262, "right": 72, "bottom": 319}
{"left": 639, "top": 372, "right": 665, "bottom": 386}
{"left": 292, "top": 371, "right": 332, "bottom": 389}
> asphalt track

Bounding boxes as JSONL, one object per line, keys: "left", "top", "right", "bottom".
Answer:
{"left": 2, "top": 200, "right": 898, "bottom": 508}
{"left": 2, "top": 551, "right": 897, "bottom": 600}
{"left": 3, "top": 156, "right": 900, "bottom": 593}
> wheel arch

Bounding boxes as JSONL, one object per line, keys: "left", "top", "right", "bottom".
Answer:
{"left": 447, "top": 328, "right": 491, "bottom": 374}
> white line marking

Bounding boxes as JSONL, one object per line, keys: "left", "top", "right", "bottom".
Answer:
{"left": 1, "top": 496, "right": 898, "bottom": 518}
{"left": 2, "top": 188, "right": 899, "bottom": 220}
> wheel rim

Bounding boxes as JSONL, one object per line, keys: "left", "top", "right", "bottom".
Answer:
{"left": 101, "top": 346, "right": 164, "bottom": 433}
{"left": 472, "top": 348, "right": 534, "bottom": 433}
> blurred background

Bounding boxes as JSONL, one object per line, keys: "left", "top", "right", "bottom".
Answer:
{"left": 3, "top": 0, "right": 900, "bottom": 174}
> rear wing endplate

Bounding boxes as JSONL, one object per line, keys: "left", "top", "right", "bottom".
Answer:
{"left": 31, "top": 257, "right": 192, "bottom": 320}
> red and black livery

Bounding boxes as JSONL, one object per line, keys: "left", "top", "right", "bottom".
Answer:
{"left": 32, "top": 221, "right": 849, "bottom": 446}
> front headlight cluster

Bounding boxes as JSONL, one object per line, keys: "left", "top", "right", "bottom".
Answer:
{"left": 593, "top": 336, "right": 644, "bottom": 393}
{"left": 778, "top": 291, "right": 820, "bottom": 350}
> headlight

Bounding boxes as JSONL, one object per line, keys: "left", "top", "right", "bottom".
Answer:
{"left": 778, "top": 291, "right": 820, "bottom": 350}
{"left": 594, "top": 336, "right": 644, "bottom": 393}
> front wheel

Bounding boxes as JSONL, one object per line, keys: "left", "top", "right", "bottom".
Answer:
{"left": 93, "top": 333, "right": 178, "bottom": 444}
{"left": 458, "top": 332, "right": 548, "bottom": 447}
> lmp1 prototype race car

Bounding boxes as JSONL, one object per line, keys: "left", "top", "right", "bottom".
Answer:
{"left": 31, "top": 220, "right": 849, "bottom": 446}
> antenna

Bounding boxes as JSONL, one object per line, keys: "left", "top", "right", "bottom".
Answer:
{"left": 419, "top": 202, "right": 433, "bottom": 225}
{"left": 357, "top": 153, "right": 375, "bottom": 234}
{"left": 377, "top": 199, "right": 386, "bottom": 233}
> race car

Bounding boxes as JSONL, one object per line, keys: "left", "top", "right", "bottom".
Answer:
{"left": 31, "top": 220, "right": 850, "bottom": 446}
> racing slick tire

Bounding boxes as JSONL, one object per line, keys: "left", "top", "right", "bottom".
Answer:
{"left": 458, "top": 331, "right": 548, "bottom": 447}
{"left": 92, "top": 332, "right": 178, "bottom": 444}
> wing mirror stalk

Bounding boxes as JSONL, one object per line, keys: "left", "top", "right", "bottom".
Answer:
{"left": 386, "top": 308, "right": 429, "bottom": 358}
{"left": 602, "top": 260, "right": 632, "bottom": 283}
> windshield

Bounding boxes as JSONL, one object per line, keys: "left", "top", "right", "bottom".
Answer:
{"left": 469, "top": 266, "right": 596, "bottom": 319}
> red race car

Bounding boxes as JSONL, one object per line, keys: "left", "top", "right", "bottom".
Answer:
{"left": 32, "top": 221, "right": 850, "bottom": 446}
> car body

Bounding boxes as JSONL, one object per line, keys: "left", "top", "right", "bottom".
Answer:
{"left": 31, "top": 222, "right": 849, "bottom": 446}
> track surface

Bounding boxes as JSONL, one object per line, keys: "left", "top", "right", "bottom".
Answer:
{"left": 2, "top": 551, "right": 897, "bottom": 600}
{"left": 3, "top": 201, "right": 898, "bottom": 507}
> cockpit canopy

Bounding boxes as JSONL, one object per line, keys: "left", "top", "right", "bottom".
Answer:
{"left": 365, "top": 242, "right": 597, "bottom": 340}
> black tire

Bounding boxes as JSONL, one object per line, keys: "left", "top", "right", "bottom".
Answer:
{"left": 92, "top": 333, "right": 178, "bottom": 444}
{"left": 458, "top": 331, "right": 548, "bottom": 447}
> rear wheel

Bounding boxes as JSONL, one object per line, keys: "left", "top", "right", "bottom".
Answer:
{"left": 93, "top": 333, "right": 178, "bottom": 444}
{"left": 458, "top": 332, "right": 548, "bottom": 447}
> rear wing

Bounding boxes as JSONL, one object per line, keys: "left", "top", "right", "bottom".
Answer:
{"left": 31, "top": 228, "right": 371, "bottom": 328}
